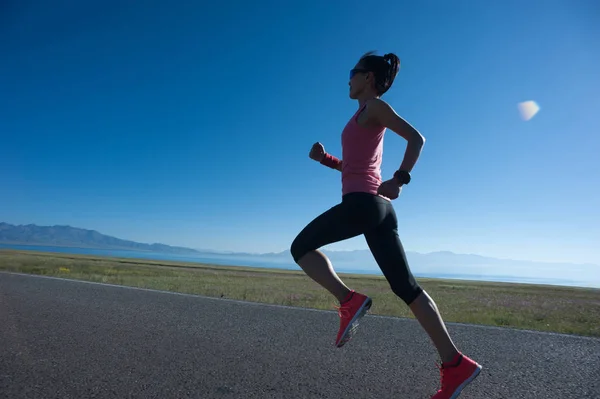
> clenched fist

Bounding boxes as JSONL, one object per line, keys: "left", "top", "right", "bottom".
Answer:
{"left": 377, "top": 179, "right": 403, "bottom": 200}
{"left": 309, "top": 142, "right": 326, "bottom": 162}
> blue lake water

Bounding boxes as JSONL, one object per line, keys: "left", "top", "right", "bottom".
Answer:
{"left": 1, "top": 244, "right": 598, "bottom": 289}
{"left": 0, "top": 244, "right": 302, "bottom": 269}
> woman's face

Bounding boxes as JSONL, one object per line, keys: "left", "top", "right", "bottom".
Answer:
{"left": 348, "top": 62, "right": 372, "bottom": 99}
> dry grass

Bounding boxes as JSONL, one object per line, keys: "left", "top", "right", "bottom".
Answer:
{"left": 1, "top": 249, "right": 599, "bottom": 337}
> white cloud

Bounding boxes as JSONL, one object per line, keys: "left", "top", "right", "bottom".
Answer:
{"left": 518, "top": 101, "right": 540, "bottom": 121}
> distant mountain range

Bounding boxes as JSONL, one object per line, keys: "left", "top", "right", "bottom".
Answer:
{"left": 0, "top": 222, "right": 203, "bottom": 255}
{"left": 1, "top": 222, "right": 598, "bottom": 288}
{"left": 247, "top": 247, "right": 598, "bottom": 275}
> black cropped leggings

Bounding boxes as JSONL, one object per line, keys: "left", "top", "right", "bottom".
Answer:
{"left": 290, "top": 192, "right": 423, "bottom": 306}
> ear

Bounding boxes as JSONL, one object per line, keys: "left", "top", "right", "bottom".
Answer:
{"left": 366, "top": 71, "right": 376, "bottom": 88}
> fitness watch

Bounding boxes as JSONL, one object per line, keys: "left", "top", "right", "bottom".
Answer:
{"left": 393, "top": 170, "right": 411, "bottom": 186}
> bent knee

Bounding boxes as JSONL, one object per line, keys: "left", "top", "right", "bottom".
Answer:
{"left": 290, "top": 236, "right": 309, "bottom": 264}
{"left": 391, "top": 282, "right": 423, "bottom": 306}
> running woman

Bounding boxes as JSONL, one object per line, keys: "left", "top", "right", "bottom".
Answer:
{"left": 290, "top": 51, "right": 482, "bottom": 399}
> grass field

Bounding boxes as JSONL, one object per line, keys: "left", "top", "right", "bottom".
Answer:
{"left": 1, "top": 249, "right": 599, "bottom": 338}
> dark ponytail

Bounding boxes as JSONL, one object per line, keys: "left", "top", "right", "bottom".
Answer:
{"left": 359, "top": 51, "right": 401, "bottom": 96}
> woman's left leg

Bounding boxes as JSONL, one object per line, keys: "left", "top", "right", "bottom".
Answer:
{"left": 362, "top": 202, "right": 459, "bottom": 362}
{"left": 363, "top": 200, "right": 482, "bottom": 397}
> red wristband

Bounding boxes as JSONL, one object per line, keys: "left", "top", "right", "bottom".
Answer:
{"left": 320, "top": 153, "right": 341, "bottom": 169}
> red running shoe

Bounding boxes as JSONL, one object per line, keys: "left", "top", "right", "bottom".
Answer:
{"left": 431, "top": 353, "right": 482, "bottom": 399}
{"left": 334, "top": 290, "right": 372, "bottom": 348}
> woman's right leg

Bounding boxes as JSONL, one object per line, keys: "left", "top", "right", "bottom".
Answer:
{"left": 290, "top": 201, "right": 364, "bottom": 303}
{"left": 293, "top": 250, "right": 351, "bottom": 303}
{"left": 291, "top": 197, "right": 376, "bottom": 347}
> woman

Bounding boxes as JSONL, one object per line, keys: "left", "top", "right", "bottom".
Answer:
{"left": 290, "top": 51, "right": 482, "bottom": 398}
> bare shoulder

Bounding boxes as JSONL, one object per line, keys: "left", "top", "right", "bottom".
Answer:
{"left": 366, "top": 98, "right": 396, "bottom": 116}
{"left": 355, "top": 98, "right": 390, "bottom": 127}
{"left": 364, "top": 98, "right": 401, "bottom": 125}
{"left": 366, "top": 99, "right": 424, "bottom": 141}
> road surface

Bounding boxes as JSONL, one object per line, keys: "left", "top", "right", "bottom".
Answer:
{"left": 1, "top": 272, "right": 598, "bottom": 398}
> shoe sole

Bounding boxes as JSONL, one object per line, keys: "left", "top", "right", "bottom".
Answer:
{"left": 448, "top": 364, "right": 483, "bottom": 399}
{"left": 335, "top": 297, "right": 372, "bottom": 348}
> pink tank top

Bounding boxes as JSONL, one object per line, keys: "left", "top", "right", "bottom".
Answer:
{"left": 341, "top": 104, "right": 387, "bottom": 197}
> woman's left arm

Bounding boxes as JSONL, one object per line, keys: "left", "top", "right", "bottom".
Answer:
{"left": 369, "top": 99, "right": 426, "bottom": 175}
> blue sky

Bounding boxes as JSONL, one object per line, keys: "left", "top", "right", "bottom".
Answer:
{"left": 1, "top": 0, "right": 599, "bottom": 265}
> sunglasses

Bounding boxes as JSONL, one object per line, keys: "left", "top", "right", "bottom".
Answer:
{"left": 349, "top": 68, "right": 369, "bottom": 80}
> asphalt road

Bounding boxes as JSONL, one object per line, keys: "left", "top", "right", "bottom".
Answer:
{"left": 1, "top": 272, "right": 599, "bottom": 399}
